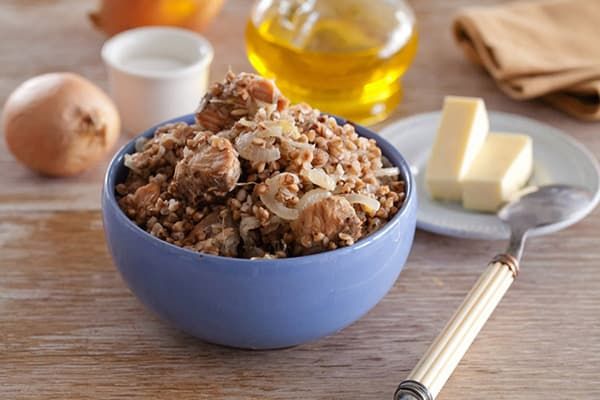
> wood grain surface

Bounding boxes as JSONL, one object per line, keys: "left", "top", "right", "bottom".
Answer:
{"left": 1, "top": 1, "right": 599, "bottom": 399}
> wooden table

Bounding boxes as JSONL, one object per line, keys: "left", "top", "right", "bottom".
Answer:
{"left": 1, "top": 1, "right": 599, "bottom": 398}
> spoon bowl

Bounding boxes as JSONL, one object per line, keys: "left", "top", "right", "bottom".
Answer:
{"left": 499, "top": 184, "right": 592, "bottom": 232}
{"left": 499, "top": 184, "right": 592, "bottom": 262}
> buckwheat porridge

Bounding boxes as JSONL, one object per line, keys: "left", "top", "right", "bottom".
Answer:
{"left": 116, "top": 72, "right": 405, "bottom": 258}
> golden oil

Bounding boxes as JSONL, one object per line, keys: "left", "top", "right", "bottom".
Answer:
{"left": 245, "top": 0, "right": 418, "bottom": 125}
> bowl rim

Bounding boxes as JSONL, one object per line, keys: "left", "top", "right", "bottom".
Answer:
{"left": 103, "top": 114, "right": 415, "bottom": 265}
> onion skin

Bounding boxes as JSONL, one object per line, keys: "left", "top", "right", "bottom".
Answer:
{"left": 2, "top": 73, "right": 120, "bottom": 177}
{"left": 90, "top": 0, "right": 226, "bottom": 36}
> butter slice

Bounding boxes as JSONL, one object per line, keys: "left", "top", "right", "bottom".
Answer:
{"left": 426, "top": 96, "right": 489, "bottom": 201}
{"left": 462, "top": 133, "right": 533, "bottom": 212}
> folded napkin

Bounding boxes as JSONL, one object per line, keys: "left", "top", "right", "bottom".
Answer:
{"left": 453, "top": 0, "right": 600, "bottom": 121}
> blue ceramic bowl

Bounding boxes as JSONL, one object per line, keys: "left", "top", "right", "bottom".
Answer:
{"left": 102, "top": 114, "right": 417, "bottom": 349}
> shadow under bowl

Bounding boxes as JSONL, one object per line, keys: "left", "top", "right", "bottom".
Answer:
{"left": 102, "top": 114, "right": 417, "bottom": 349}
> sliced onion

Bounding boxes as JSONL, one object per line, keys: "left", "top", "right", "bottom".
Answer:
{"left": 344, "top": 193, "right": 380, "bottom": 214}
{"left": 286, "top": 139, "right": 315, "bottom": 150}
{"left": 257, "top": 118, "right": 299, "bottom": 138}
{"left": 260, "top": 192, "right": 299, "bottom": 220}
{"left": 134, "top": 137, "right": 148, "bottom": 152}
{"left": 216, "top": 129, "right": 238, "bottom": 140}
{"left": 236, "top": 132, "right": 281, "bottom": 163}
{"left": 235, "top": 131, "right": 253, "bottom": 150}
{"left": 277, "top": 172, "right": 300, "bottom": 184}
{"left": 123, "top": 154, "right": 137, "bottom": 171}
{"left": 240, "top": 216, "right": 261, "bottom": 243}
{"left": 297, "top": 189, "right": 332, "bottom": 210}
{"left": 284, "top": 122, "right": 300, "bottom": 139}
{"left": 251, "top": 253, "right": 278, "bottom": 260}
{"left": 242, "top": 119, "right": 311, "bottom": 156}
{"left": 236, "top": 118, "right": 254, "bottom": 128}
{"left": 241, "top": 146, "right": 280, "bottom": 163}
{"left": 364, "top": 184, "right": 378, "bottom": 195}
{"left": 375, "top": 167, "right": 400, "bottom": 177}
{"left": 256, "top": 101, "right": 277, "bottom": 116}
{"left": 240, "top": 216, "right": 261, "bottom": 232}
{"left": 155, "top": 144, "right": 166, "bottom": 158}
{"left": 329, "top": 163, "right": 348, "bottom": 183}
{"left": 259, "top": 174, "right": 299, "bottom": 220}
{"left": 307, "top": 168, "right": 336, "bottom": 191}
{"left": 256, "top": 124, "right": 283, "bottom": 139}
{"left": 181, "top": 146, "right": 193, "bottom": 158}
{"left": 255, "top": 122, "right": 310, "bottom": 152}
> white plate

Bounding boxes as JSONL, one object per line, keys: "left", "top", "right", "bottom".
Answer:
{"left": 380, "top": 111, "right": 600, "bottom": 240}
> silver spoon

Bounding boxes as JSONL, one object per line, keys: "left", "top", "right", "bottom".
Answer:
{"left": 394, "top": 184, "right": 592, "bottom": 400}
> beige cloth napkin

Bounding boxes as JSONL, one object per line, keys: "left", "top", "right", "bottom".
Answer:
{"left": 453, "top": 0, "right": 600, "bottom": 121}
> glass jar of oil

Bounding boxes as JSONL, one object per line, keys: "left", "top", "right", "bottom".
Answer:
{"left": 246, "top": 0, "right": 417, "bottom": 125}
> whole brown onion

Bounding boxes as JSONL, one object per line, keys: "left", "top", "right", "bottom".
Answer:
{"left": 2, "top": 73, "right": 121, "bottom": 177}
{"left": 89, "top": 0, "right": 225, "bottom": 36}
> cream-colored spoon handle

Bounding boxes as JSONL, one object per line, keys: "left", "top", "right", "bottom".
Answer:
{"left": 394, "top": 255, "right": 519, "bottom": 400}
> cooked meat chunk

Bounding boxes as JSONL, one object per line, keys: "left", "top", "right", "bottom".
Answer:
{"left": 247, "top": 78, "right": 283, "bottom": 105}
{"left": 184, "top": 210, "right": 240, "bottom": 257}
{"left": 124, "top": 122, "right": 198, "bottom": 173}
{"left": 172, "top": 135, "right": 241, "bottom": 203}
{"left": 292, "top": 196, "right": 362, "bottom": 252}
{"left": 195, "top": 71, "right": 289, "bottom": 133}
{"left": 118, "top": 181, "right": 161, "bottom": 223}
{"left": 132, "top": 181, "right": 161, "bottom": 207}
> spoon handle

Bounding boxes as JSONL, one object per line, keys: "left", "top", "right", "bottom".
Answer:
{"left": 394, "top": 254, "right": 519, "bottom": 400}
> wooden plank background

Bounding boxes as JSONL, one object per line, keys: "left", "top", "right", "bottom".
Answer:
{"left": 1, "top": 0, "right": 599, "bottom": 399}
